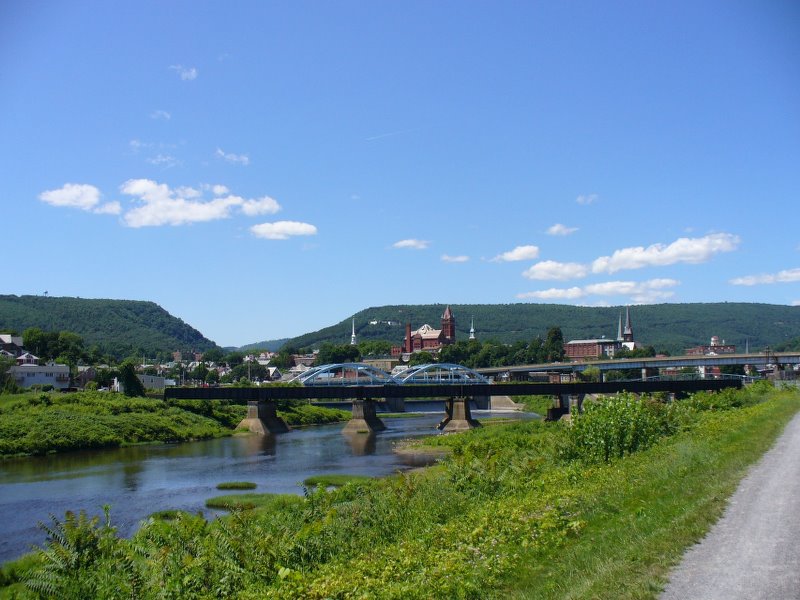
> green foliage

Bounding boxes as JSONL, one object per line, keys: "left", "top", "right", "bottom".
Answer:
{"left": 1, "top": 295, "right": 219, "bottom": 360}
{"left": 302, "top": 474, "right": 373, "bottom": 488}
{"left": 564, "top": 394, "right": 664, "bottom": 463}
{"left": 117, "top": 360, "right": 145, "bottom": 397}
{"left": 216, "top": 481, "right": 257, "bottom": 490}
{"left": 0, "top": 391, "right": 237, "bottom": 456}
{"left": 313, "top": 343, "right": 360, "bottom": 365}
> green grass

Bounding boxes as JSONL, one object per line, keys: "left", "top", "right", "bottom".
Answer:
{"left": 303, "top": 474, "right": 374, "bottom": 488}
{"left": 148, "top": 509, "right": 189, "bottom": 521}
{"left": 205, "top": 492, "right": 303, "bottom": 512}
{"left": 216, "top": 481, "right": 257, "bottom": 490}
{"left": 500, "top": 389, "right": 800, "bottom": 598}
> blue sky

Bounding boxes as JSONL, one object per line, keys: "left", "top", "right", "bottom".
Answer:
{"left": 2, "top": 1, "right": 799, "bottom": 347}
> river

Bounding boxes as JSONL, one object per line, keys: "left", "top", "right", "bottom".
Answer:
{"left": 0, "top": 410, "right": 531, "bottom": 563}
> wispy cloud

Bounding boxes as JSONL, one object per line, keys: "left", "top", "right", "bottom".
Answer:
{"left": 522, "top": 260, "right": 588, "bottom": 281}
{"left": 150, "top": 109, "right": 171, "bottom": 120}
{"left": 518, "top": 278, "right": 679, "bottom": 303}
{"left": 491, "top": 245, "right": 540, "bottom": 262}
{"left": 441, "top": 254, "right": 469, "bottom": 263}
{"left": 592, "top": 233, "right": 740, "bottom": 274}
{"left": 250, "top": 221, "right": 317, "bottom": 240}
{"left": 365, "top": 128, "right": 417, "bottom": 142}
{"left": 146, "top": 154, "right": 180, "bottom": 168}
{"left": 729, "top": 268, "right": 800, "bottom": 286}
{"left": 169, "top": 65, "right": 198, "bottom": 81}
{"left": 576, "top": 193, "right": 598, "bottom": 205}
{"left": 393, "top": 239, "right": 430, "bottom": 250}
{"left": 216, "top": 148, "right": 250, "bottom": 166}
{"left": 546, "top": 223, "right": 578, "bottom": 236}
{"left": 38, "top": 183, "right": 119, "bottom": 215}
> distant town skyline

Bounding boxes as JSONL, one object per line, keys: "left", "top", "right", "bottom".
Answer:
{"left": 2, "top": 1, "right": 799, "bottom": 346}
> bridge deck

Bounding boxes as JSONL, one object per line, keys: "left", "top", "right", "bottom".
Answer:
{"left": 164, "top": 379, "right": 741, "bottom": 401}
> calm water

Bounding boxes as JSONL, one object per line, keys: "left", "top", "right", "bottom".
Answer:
{"left": 0, "top": 411, "right": 529, "bottom": 563}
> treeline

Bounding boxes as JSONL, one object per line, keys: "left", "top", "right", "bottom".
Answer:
{"left": 278, "top": 302, "right": 800, "bottom": 356}
{"left": 0, "top": 295, "right": 218, "bottom": 360}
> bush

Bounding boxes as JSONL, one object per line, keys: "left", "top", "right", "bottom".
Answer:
{"left": 564, "top": 393, "right": 663, "bottom": 463}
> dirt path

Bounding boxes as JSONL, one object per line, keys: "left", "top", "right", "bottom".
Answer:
{"left": 660, "top": 411, "right": 800, "bottom": 599}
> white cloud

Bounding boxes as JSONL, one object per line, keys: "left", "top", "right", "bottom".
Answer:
{"left": 250, "top": 221, "right": 317, "bottom": 240}
{"left": 212, "top": 185, "right": 229, "bottom": 196}
{"left": 393, "top": 239, "right": 430, "bottom": 250}
{"left": 150, "top": 109, "right": 171, "bottom": 120}
{"left": 120, "top": 179, "right": 282, "bottom": 227}
{"left": 576, "top": 193, "right": 598, "bottom": 205}
{"left": 729, "top": 268, "right": 800, "bottom": 286}
{"left": 39, "top": 183, "right": 101, "bottom": 211}
{"left": 93, "top": 201, "right": 121, "bottom": 215}
{"left": 592, "top": 233, "right": 740, "bottom": 274}
{"left": 216, "top": 148, "right": 250, "bottom": 166}
{"left": 522, "top": 260, "right": 588, "bottom": 281}
{"left": 491, "top": 245, "right": 540, "bottom": 262}
{"left": 240, "top": 196, "right": 281, "bottom": 216}
{"left": 517, "top": 287, "right": 585, "bottom": 300}
{"left": 546, "top": 223, "right": 578, "bottom": 236}
{"left": 792, "top": 300, "right": 800, "bottom": 306}
{"left": 441, "top": 254, "right": 469, "bottom": 263}
{"left": 517, "top": 278, "right": 679, "bottom": 303}
{"left": 169, "top": 65, "right": 198, "bottom": 81}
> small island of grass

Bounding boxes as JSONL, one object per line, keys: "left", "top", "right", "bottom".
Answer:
{"left": 216, "top": 481, "right": 257, "bottom": 490}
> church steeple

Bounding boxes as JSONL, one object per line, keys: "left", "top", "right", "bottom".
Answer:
{"left": 441, "top": 305, "right": 456, "bottom": 342}
{"left": 469, "top": 316, "right": 476, "bottom": 340}
{"left": 623, "top": 306, "right": 633, "bottom": 343}
{"left": 350, "top": 318, "right": 357, "bottom": 346}
{"left": 617, "top": 311, "right": 623, "bottom": 341}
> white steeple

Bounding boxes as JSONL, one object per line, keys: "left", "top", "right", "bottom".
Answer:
{"left": 350, "top": 318, "right": 357, "bottom": 345}
{"left": 469, "top": 316, "right": 476, "bottom": 340}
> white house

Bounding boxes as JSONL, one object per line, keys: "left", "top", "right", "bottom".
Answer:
{"left": 10, "top": 361, "right": 71, "bottom": 390}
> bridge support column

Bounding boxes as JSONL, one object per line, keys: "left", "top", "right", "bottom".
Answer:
{"left": 438, "top": 396, "right": 481, "bottom": 433}
{"left": 237, "top": 400, "right": 290, "bottom": 434}
{"left": 343, "top": 399, "right": 386, "bottom": 434}
{"left": 472, "top": 395, "right": 490, "bottom": 410}
{"left": 384, "top": 396, "right": 405, "bottom": 412}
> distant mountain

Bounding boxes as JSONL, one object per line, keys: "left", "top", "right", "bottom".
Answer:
{"left": 0, "top": 295, "right": 219, "bottom": 359}
{"left": 279, "top": 303, "right": 800, "bottom": 356}
{"left": 238, "top": 338, "right": 290, "bottom": 352}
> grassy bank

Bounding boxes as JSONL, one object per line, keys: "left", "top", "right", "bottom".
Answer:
{"left": 0, "top": 392, "right": 350, "bottom": 457}
{"left": 2, "top": 383, "right": 797, "bottom": 599}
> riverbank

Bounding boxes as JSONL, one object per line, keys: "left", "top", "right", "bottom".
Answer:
{"left": 0, "top": 391, "right": 350, "bottom": 457}
{"left": 2, "top": 383, "right": 796, "bottom": 598}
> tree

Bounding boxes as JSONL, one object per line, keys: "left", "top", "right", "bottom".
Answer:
{"left": 315, "top": 343, "right": 360, "bottom": 366}
{"left": 118, "top": 361, "right": 145, "bottom": 397}
{"left": 408, "top": 351, "right": 435, "bottom": 366}
{"left": 0, "top": 354, "right": 20, "bottom": 393}
{"left": 543, "top": 327, "right": 565, "bottom": 362}
{"left": 202, "top": 348, "right": 224, "bottom": 364}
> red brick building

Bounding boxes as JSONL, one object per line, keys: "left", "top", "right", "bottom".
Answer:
{"left": 391, "top": 306, "right": 457, "bottom": 356}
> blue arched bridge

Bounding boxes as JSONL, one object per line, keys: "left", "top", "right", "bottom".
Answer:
{"left": 293, "top": 363, "right": 490, "bottom": 386}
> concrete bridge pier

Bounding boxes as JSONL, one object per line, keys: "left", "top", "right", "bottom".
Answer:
{"left": 472, "top": 395, "right": 490, "bottom": 410}
{"left": 342, "top": 398, "right": 387, "bottom": 434}
{"left": 383, "top": 396, "right": 405, "bottom": 412}
{"left": 438, "top": 396, "right": 481, "bottom": 433}
{"left": 238, "top": 400, "right": 290, "bottom": 434}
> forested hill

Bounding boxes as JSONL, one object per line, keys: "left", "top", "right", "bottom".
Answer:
{"left": 280, "top": 303, "right": 800, "bottom": 356}
{"left": 0, "top": 295, "right": 218, "bottom": 359}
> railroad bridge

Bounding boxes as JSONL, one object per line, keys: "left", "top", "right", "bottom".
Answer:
{"left": 164, "top": 362, "right": 742, "bottom": 434}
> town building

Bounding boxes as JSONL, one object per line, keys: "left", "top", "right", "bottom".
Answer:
{"left": 391, "top": 306, "right": 457, "bottom": 356}
{"left": 0, "top": 334, "right": 24, "bottom": 357}
{"left": 564, "top": 306, "right": 638, "bottom": 361}
{"left": 10, "top": 360, "right": 71, "bottom": 390}
{"left": 685, "top": 336, "right": 736, "bottom": 356}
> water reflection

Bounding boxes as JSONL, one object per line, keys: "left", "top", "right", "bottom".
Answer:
{"left": 343, "top": 432, "right": 376, "bottom": 456}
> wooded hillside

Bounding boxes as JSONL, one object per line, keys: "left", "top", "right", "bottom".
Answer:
{"left": 281, "top": 303, "right": 800, "bottom": 356}
{"left": 0, "top": 295, "right": 218, "bottom": 359}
